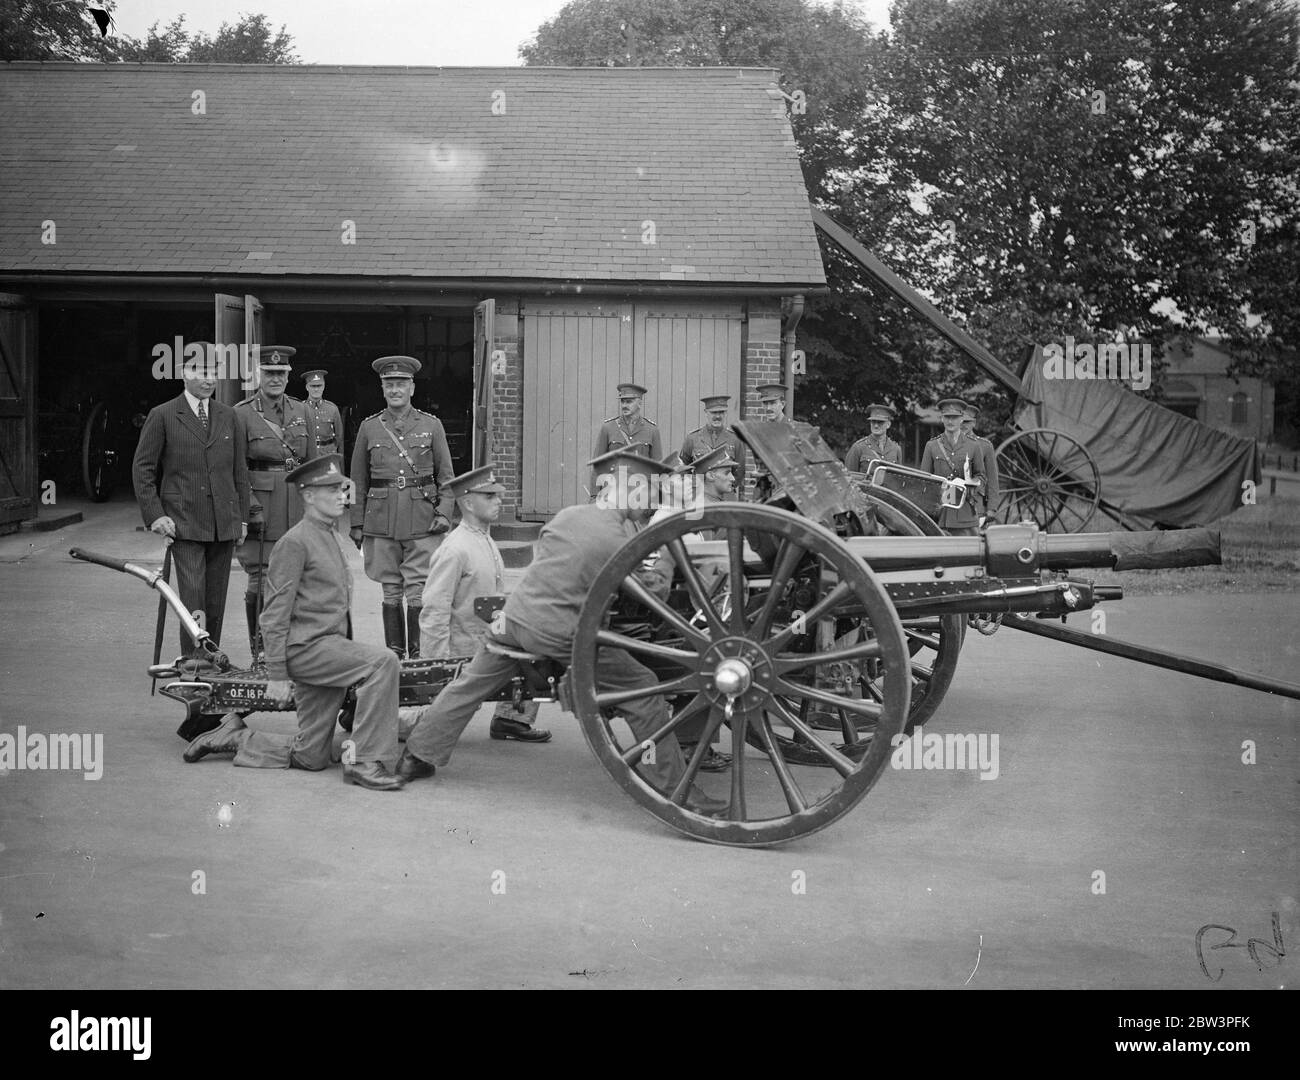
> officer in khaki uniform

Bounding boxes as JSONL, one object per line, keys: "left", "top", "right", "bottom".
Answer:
{"left": 591, "top": 383, "right": 661, "bottom": 491}
{"left": 845, "top": 403, "right": 903, "bottom": 472}
{"left": 961, "top": 403, "right": 1000, "bottom": 524}
{"left": 751, "top": 382, "right": 789, "bottom": 502}
{"left": 679, "top": 394, "right": 747, "bottom": 496}
{"left": 919, "top": 397, "right": 986, "bottom": 536}
{"left": 300, "top": 368, "right": 344, "bottom": 457}
{"left": 180, "top": 454, "right": 406, "bottom": 792}
{"left": 233, "top": 345, "right": 318, "bottom": 661}
{"left": 349, "top": 356, "right": 455, "bottom": 660}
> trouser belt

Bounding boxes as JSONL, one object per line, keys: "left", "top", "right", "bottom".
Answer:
{"left": 380, "top": 475, "right": 435, "bottom": 489}
{"left": 248, "top": 462, "right": 293, "bottom": 471}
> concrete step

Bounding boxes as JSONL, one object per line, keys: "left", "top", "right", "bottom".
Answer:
{"left": 498, "top": 540, "right": 534, "bottom": 568}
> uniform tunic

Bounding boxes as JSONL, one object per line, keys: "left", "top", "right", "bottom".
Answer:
{"left": 237, "top": 513, "right": 398, "bottom": 770}
{"left": 419, "top": 518, "right": 540, "bottom": 723}
{"left": 679, "top": 427, "right": 747, "bottom": 494}
{"left": 305, "top": 397, "right": 344, "bottom": 455}
{"left": 919, "top": 431, "right": 986, "bottom": 533}
{"left": 592, "top": 415, "right": 662, "bottom": 460}
{"left": 844, "top": 434, "right": 902, "bottom": 472}
{"left": 349, "top": 405, "right": 455, "bottom": 596}
{"left": 971, "top": 435, "right": 1000, "bottom": 519}
{"left": 234, "top": 393, "right": 318, "bottom": 595}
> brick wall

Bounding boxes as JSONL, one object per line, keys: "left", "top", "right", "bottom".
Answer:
{"left": 742, "top": 299, "right": 785, "bottom": 418}
{"left": 487, "top": 298, "right": 524, "bottom": 515}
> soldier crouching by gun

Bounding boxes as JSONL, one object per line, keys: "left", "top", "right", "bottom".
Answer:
{"left": 181, "top": 454, "right": 406, "bottom": 791}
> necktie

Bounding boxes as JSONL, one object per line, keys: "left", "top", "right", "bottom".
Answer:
{"left": 198, "top": 399, "right": 208, "bottom": 432}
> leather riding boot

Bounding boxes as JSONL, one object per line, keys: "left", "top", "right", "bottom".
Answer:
{"left": 405, "top": 604, "right": 421, "bottom": 660}
{"left": 245, "top": 597, "right": 263, "bottom": 664}
{"left": 381, "top": 604, "right": 406, "bottom": 659}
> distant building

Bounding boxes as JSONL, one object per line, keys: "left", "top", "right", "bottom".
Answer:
{"left": 1158, "top": 337, "right": 1273, "bottom": 443}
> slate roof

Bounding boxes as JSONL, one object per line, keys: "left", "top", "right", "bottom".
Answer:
{"left": 0, "top": 63, "right": 824, "bottom": 287}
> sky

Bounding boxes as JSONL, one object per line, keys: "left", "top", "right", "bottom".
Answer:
{"left": 109, "top": 0, "right": 897, "bottom": 66}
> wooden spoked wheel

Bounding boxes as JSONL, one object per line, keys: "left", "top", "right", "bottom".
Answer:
{"left": 993, "top": 428, "right": 1101, "bottom": 533}
{"left": 81, "top": 401, "right": 117, "bottom": 502}
{"left": 571, "top": 504, "right": 911, "bottom": 847}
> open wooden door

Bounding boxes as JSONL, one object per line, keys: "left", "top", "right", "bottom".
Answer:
{"left": 213, "top": 293, "right": 262, "bottom": 406}
{"left": 472, "top": 299, "right": 495, "bottom": 469}
{"left": 0, "top": 294, "right": 37, "bottom": 530}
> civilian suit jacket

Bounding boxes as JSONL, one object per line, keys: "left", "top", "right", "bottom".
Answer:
{"left": 132, "top": 393, "right": 251, "bottom": 542}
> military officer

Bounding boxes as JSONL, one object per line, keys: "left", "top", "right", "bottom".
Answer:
{"left": 349, "top": 356, "right": 455, "bottom": 661}
{"left": 233, "top": 345, "right": 317, "bottom": 662}
{"left": 845, "top": 403, "right": 903, "bottom": 472}
{"left": 919, "top": 398, "right": 986, "bottom": 536}
{"left": 961, "top": 403, "right": 1001, "bottom": 524}
{"left": 591, "top": 383, "right": 661, "bottom": 491}
{"left": 680, "top": 394, "right": 747, "bottom": 496}
{"left": 419, "top": 465, "right": 550, "bottom": 744}
{"left": 181, "top": 454, "right": 405, "bottom": 791}
{"left": 300, "top": 368, "right": 344, "bottom": 457}
{"left": 751, "top": 382, "right": 789, "bottom": 502}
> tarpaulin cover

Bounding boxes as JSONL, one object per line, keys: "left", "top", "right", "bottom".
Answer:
{"left": 1015, "top": 359, "right": 1261, "bottom": 528}
{"left": 1108, "top": 527, "right": 1222, "bottom": 570}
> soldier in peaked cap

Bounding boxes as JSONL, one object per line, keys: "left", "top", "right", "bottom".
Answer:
{"left": 845, "top": 403, "right": 903, "bottom": 473}
{"left": 350, "top": 356, "right": 456, "bottom": 661}
{"left": 919, "top": 397, "right": 986, "bottom": 535}
{"left": 233, "top": 345, "right": 318, "bottom": 664}
{"left": 680, "top": 394, "right": 747, "bottom": 497}
{"left": 419, "top": 466, "right": 550, "bottom": 745}
{"left": 300, "top": 368, "right": 344, "bottom": 458}
{"left": 396, "top": 448, "right": 726, "bottom": 816}
{"left": 591, "top": 382, "right": 662, "bottom": 491}
{"left": 751, "top": 382, "right": 791, "bottom": 502}
{"left": 181, "top": 454, "right": 405, "bottom": 791}
{"left": 961, "top": 402, "right": 1001, "bottom": 525}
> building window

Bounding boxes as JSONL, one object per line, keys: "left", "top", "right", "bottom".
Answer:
{"left": 1229, "top": 391, "right": 1248, "bottom": 425}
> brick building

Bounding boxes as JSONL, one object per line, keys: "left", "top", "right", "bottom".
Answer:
{"left": 1158, "top": 337, "right": 1274, "bottom": 444}
{"left": 0, "top": 63, "right": 824, "bottom": 528}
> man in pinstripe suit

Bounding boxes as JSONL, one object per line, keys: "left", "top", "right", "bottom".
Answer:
{"left": 132, "top": 344, "right": 250, "bottom": 666}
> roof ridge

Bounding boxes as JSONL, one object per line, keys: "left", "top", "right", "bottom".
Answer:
{"left": 0, "top": 61, "right": 780, "bottom": 75}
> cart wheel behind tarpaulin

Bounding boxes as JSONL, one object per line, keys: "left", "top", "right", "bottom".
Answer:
{"left": 570, "top": 504, "right": 911, "bottom": 847}
{"left": 993, "top": 427, "right": 1100, "bottom": 533}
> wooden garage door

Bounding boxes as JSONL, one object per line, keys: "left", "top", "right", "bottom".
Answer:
{"left": 521, "top": 301, "right": 633, "bottom": 514}
{"left": 634, "top": 302, "right": 744, "bottom": 462}
{"left": 0, "top": 294, "right": 36, "bottom": 528}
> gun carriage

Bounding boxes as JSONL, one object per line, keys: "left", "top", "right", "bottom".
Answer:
{"left": 71, "top": 420, "right": 1298, "bottom": 847}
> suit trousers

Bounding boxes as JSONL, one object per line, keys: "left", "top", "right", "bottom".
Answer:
{"left": 169, "top": 538, "right": 234, "bottom": 656}
{"left": 233, "top": 634, "right": 400, "bottom": 770}
{"left": 405, "top": 620, "right": 687, "bottom": 791}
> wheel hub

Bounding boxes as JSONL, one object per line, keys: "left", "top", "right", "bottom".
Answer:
{"left": 1034, "top": 477, "right": 1052, "bottom": 494}
{"left": 712, "top": 657, "right": 752, "bottom": 697}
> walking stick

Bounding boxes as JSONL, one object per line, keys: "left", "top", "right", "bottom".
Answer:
{"left": 150, "top": 540, "right": 173, "bottom": 696}
{"left": 252, "top": 519, "right": 267, "bottom": 664}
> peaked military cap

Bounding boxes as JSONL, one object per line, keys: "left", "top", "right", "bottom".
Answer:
{"left": 444, "top": 465, "right": 506, "bottom": 498}
{"left": 287, "top": 453, "right": 346, "bottom": 488}
{"left": 937, "top": 397, "right": 968, "bottom": 417}
{"left": 372, "top": 355, "right": 421, "bottom": 379}
{"left": 962, "top": 402, "right": 981, "bottom": 420}
{"left": 616, "top": 382, "right": 648, "bottom": 399}
{"left": 300, "top": 368, "right": 328, "bottom": 383}
{"left": 756, "top": 383, "right": 788, "bottom": 400}
{"left": 866, "top": 403, "right": 896, "bottom": 422}
{"left": 256, "top": 345, "right": 296, "bottom": 372}
{"left": 687, "top": 444, "right": 738, "bottom": 474}
{"left": 588, "top": 447, "right": 671, "bottom": 480}
{"left": 701, "top": 394, "right": 731, "bottom": 411}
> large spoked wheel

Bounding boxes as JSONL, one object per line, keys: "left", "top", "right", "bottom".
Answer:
{"left": 81, "top": 401, "right": 117, "bottom": 502}
{"left": 571, "top": 504, "right": 911, "bottom": 847}
{"left": 993, "top": 428, "right": 1100, "bottom": 533}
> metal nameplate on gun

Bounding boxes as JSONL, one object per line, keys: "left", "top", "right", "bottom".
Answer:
{"left": 733, "top": 420, "right": 868, "bottom": 526}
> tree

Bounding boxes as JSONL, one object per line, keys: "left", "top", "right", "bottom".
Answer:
{"left": 0, "top": 0, "right": 120, "bottom": 61}
{"left": 113, "top": 13, "right": 298, "bottom": 64}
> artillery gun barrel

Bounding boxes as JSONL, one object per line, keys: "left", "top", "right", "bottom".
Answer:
{"left": 842, "top": 524, "right": 1221, "bottom": 576}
